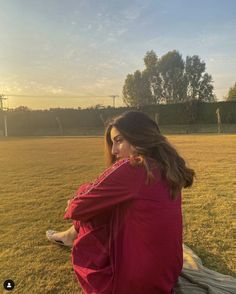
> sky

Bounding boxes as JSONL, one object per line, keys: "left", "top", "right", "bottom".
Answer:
{"left": 0, "top": 0, "right": 235, "bottom": 109}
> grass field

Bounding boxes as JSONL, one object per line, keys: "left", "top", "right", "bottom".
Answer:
{"left": 0, "top": 135, "right": 235, "bottom": 293}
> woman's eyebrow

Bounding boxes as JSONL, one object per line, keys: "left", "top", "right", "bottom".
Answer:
{"left": 112, "top": 135, "right": 122, "bottom": 142}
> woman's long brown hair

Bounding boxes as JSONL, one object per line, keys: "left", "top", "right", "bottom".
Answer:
{"left": 104, "top": 111, "right": 195, "bottom": 199}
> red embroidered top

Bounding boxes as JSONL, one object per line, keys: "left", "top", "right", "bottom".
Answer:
{"left": 64, "top": 158, "right": 183, "bottom": 294}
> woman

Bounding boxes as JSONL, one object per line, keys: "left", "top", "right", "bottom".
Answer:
{"left": 47, "top": 111, "right": 195, "bottom": 294}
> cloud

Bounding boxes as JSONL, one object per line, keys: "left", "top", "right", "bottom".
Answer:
{"left": 98, "top": 59, "right": 126, "bottom": 69}
{"left": 97, "top": 24, "right": 103, "bottom": 32}
{"left": 120, "top": 2, "right": 150, "bottom": 22}
{"left": 64, "top": 48, "right": 79, "bottom": 60}
{"left": 104, "top": 36, "right": 117, "bottom": 43}
{"left": 98, "top": 63, "right": 114, "bottom": 69}
{"left": 49, "top": 87, "right": 63, "bottom": 95}
{"left": 1, "top": 79, "right": 26, "bottom": 94}
{"left": 117, "top": 28, "right": 127, "bottom": 36}
{"left": 199, "top": 33, "right": 226, "bottom": 47}
{"left": 122, "top": 6, "right": 142, "bottom": 21}
{"left": 94, "top": 77, "right": 112, "bottom": 89}
{"left": 93, "top": 77, "right": 122, "bottom": 94}
{"left": 88, "top": 42, "right": 98, "bottom": 49}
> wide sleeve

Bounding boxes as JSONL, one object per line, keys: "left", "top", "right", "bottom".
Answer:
{"left": 76, "top": 182, "right": 93, "bottom": 194}
{"left": 64, "top": 160, "right": 144, "bottom": 222}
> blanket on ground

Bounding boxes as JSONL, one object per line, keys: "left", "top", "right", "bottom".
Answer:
{"left": 174, "top": 245, "right": 236, "bottom": 294}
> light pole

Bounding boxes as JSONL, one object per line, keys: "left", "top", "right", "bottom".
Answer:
{"left": 216, "top": 107, "right": 222, "bottom": 133}
{"left": 0, "top": 95, "right": 8, "bottom": 137}
{"left": 109, "top": 95, "right": 119, "bottom": 108}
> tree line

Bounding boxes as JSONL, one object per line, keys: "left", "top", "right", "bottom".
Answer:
{"left": 1, "top": 101, "right": 235, "bottom": 136}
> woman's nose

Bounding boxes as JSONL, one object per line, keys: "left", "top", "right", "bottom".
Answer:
{"left": 112, "top": 144, "right": 118, "bottom": 155}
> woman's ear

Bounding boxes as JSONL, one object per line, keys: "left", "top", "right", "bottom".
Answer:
{"left": 130, "top": 145, "right": 137, "bottom": 155}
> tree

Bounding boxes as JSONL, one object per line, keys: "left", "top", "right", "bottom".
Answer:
{"left": 88, "top": 104, "right": 105, "bottom": 110}
{"left": 185, "top": 55, "right": 215, "bottom": 102}
{"left": 142, "top": 50, "right": 187, "bottom": 104}
{"left": 157, "top": 50, "right": 186, "bottom": 103}
{"left": 123, "top": 70, "right": 154, "bottom": 107}
{"left": 14, "top": 106, "right": 31, "bottom": 112}
{"left": 226, "top": 82, "right": 236, "bottom": 101}
{"left": 122, "top": 50, "right": 215, "bottom": 106}
{"left": 144, "top": 50, "right": 158, "bottom": 73}
{"left": 143, "top": 51, "right": 163, "bottom": 104}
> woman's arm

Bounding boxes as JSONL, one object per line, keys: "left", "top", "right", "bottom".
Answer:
{"left": 64, "top": 160, "right": 144, "bottom": 222}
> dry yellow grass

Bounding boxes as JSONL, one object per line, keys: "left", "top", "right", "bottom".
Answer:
{"left": 0, "top": 135, "right": 235, "bottom": 293}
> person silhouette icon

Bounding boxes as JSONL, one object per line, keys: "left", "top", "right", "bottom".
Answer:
{"left": 3, "top": 279, "right": 15, "bottom": 291}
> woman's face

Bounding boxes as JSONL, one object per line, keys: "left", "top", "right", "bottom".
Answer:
{"left": 110, "top": 127, "right": 135, "bottom": 160}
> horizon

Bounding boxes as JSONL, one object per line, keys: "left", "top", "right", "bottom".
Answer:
{"left": 1, "top": 0, "right": 235, "bottom": 109}
{"left": 3, "top": 98, "right": 234, "bottom": 112}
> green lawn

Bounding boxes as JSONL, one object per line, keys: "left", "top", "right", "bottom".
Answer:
{"left": 0, "top": 135, "right": 235, "bottom": 293}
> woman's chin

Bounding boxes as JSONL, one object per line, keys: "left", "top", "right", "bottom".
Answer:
{"left": 116, "top": 156, "right": 129, "bottom": 161}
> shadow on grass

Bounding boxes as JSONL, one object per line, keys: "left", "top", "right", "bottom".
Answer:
{"left": 185, "top": 243, "right": 236, "bottom": 278}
